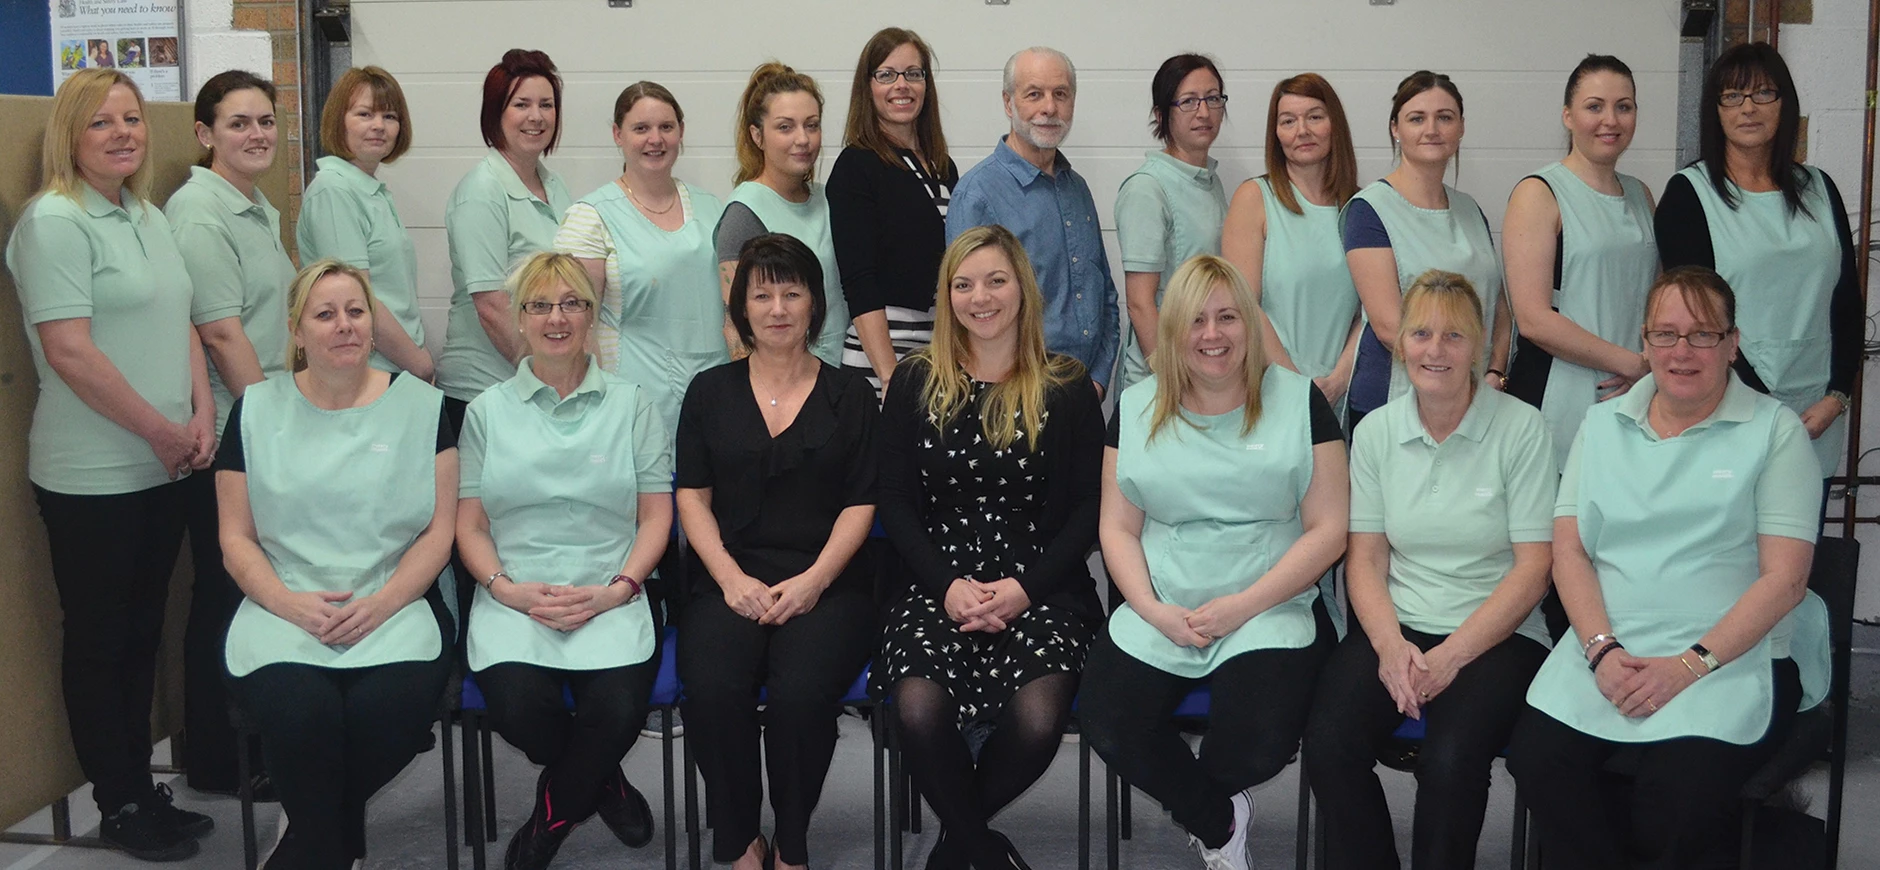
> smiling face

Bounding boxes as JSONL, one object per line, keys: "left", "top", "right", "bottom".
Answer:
{"left": 871, "top": 41, "right": 926, "bottom": 136}
{"left": 949, "top": 244, "right": 1022, "bottom": 348}
{"left": 342, "top": 84, "right": 400, "bottom": 170}
{"left": 500, "top": 75, "right": 556, "bottom": 160}
{"left": 1564, "top": 70, "right": 1636, "bottom": 165}
{"left": 76, "top": 83, "right": 146, "bottom": 193}
{"left": 1166, "top": 67, "right": 1224, "bottom": 155}
{"left": 1718, "top": 75, "right": 1781, "bottom": 154}
{"left": 200, "top": 87, "right": 276, "bottom": 183}
{"left": 1390, "top": 87, "right": 1463, "bottom": 168}
{"left": 614, "top": 96, "right": 682, "bottom": 176}
{"left": 1401, "top": 309, "right": 1477, "bottom": 401}
{"left": 751, "top": 90, "right": 821, "bottom": 181}
{"left": 1185, "top": 284, "right": 1247, "bottom": 384}
{"left": 1274, "top": 93, "right": 1332, "bottom": 169}
{"left": 1644, "top": 286, "right": 1738, "bottom": 407}
{"left": 519, "top": 279, "right": 593, "bottom": 363}
{"left": 293, "top": 273, "right": 374, "bottom": 373}
{"left": 1005, "top": 51, "right": 1075, "bottom": 151}
{"left": 746, "top": 275, "right": 814, "bottom": 353}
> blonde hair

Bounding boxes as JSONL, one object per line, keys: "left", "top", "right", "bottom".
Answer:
{"left": 1146, "top": 255, "right": 1266, "bottom": 441}
{"left": 286, "top": 259, "right": 378, "bottom": 372}
{"left": 910, "top": 225, "right": 1080, "bottom": 451}
{"left": 1395, "top": 269, "right": 1486, "bottom": 382}
{"left": 39, "top": 69, "right": 151, "bottom": 201}
{"left": 734, "top": 62, "right": 822, "bottom": 185}
{"left": 506, "top": 251, "right": 599, "bottom": 321}
{"left": 320, "top": 66, "right": 413, "bottom": 163}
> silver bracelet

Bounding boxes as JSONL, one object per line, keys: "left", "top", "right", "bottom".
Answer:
{"left": 1581, "top": 632, "right": 1617, "bottom": 654}
{"left": 484, "top": 570, "right": 511, "bottom": 590}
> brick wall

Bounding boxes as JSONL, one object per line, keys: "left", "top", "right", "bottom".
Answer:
{"left": 230, "top": 0, "right": 303, "bottom": 247}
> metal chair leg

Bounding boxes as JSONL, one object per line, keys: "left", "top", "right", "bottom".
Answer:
{"left": 239, "top": 733, "right": 258, "bottom": 870}
{"left": 480, "top": 725, "right": 496, "bottom": 838}
{"left": 1295, "top": 767, "right": 1310, "bottom": 870}
{"left": 443, "top": 718, "right": 464, "bottom": 870}
{"left": 1119, "top": 778, "right": 1132, "bottom": 840}
{"left": 873, "top": 710, "right": 887, "bottom": 870}
{"left": 1510, "top": 786, "right": 1529, "bottom": 870}
{"left": 1104, "top": 765, "right": 1120, "bottom": 870}
{"left": 889, "top": 726, "right": 905, "bottom": 870}
{"left": 663, "top": 708, "right": 678, "bottom": 870}
{"left": 1078, "top": 739, "right": 1091, "bottom": 870}
{"left": 684, "top": 728, "right": 701, "bottom": 870}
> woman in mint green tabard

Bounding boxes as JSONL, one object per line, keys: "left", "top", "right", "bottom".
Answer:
{"left": 1223, "top": 73, "right": 1362, "bottom": 413}
{"left": 5, "top": 70, "right": 216, "bottom": 861}
{"left": 1080, "top": 256, "right": 1347, "bottom": 869}
{"left": 1304, "top": 272, "right": 1555, "bottom": 870}
{"left": 1504, "top": 56, "right": 1660, "bottom": 472}
{"left": 1655, "top": 43, "right": 1860, "bottom": 481}
{"left": 558, "top": 81, "right": 728, "bottom": 427}
{"left": 298, "top": 66, "right": 433, "bottom": 379}
{"left": 1114, "top": 53, "right": 1228, "bottom": 392}
{"left": 1344, "top": 72, "right": 1507, "bottom": 430}
{"left": 456, "top": 253, "right": 673, "bottom": 866}
{"left": 438, "top": 50, "right": 573, "bottom": 424}
{"left": 216, "top": 261, "right": 455, "bottom": 869}
{"left": 1509, "top": 268, "right": 1823, "bottom": 869}
{"left": 715, "top": 62, "right": 849, "bottom": 368}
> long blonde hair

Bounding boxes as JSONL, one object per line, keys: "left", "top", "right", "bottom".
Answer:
{"left": 285, "top": 259, "right": 378, "bottom": 372}
{"left": 39, "top": 69, "right": 151, "bottom": 202}
{"left": 911, "top": 225, "right": 1079, "bottom": 451}
{"left": 1146, "top": 255, "right": 1266, "bottom": 441}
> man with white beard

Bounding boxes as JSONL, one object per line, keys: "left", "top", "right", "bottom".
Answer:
{"left": 947, "top": 46, "right": 1119, "bottom": 394}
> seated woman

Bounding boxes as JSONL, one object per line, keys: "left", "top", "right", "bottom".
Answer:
{"left": 455, "top": 252, "right": 672, "bottom": 869}
{"left": 1303, "top": 270, "right": 1556, "bottom": 870}
{"left": 1080, "top": 255, "right": 1347, "bottom": 870}
{"left": 675, "top": 234, "right": 878, "bottom": 870}
{"left": 216, "top": 260, "right": 456, "bottom": 869}
{"left": 875, "top": 225, "right": 1104, "bottom": 870}
{"left": 1509, "top": 266, "right": 1823, "bottom": 869}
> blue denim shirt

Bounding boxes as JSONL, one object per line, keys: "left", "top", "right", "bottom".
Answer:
{"left": 947, "top": 136, "right": 1119, "bottom": 388}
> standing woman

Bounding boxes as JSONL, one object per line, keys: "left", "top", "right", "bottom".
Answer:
{"left": 456, "top": 253, "right": 671, "bottom": 868}
{"left": 827, "top": 27, "right": 959, "bottom": 392}
{"left": 1080, "top": 256, "right": 1347, "bottom": 870}
{"left": 438, "top": 49, "right": 573, "bottom": 425}
{"left": 1113, "top": 53, "right": 1229, "bottom": 392}
{"left": 166, "top": 68, "right": 299, "bottom": 797}
{"left": 1221, "top": 73, "right": 1362, "bottom": 409}
{"left": 1343, "top": 72, "right": 1508, "bottom": 430}
{"left": 5, "top": 68, "right": 216, "bottom": 862}
{"left": 1503, "top": 55, "right": 1658, "bottom": 470}
{"left": 875, "top": 226, "right": 1104, "bottom": 870}
{"left": 1654, "top": 42, "right": 1860, "bottom": 481}
{"left": 556, "top": 81, "right": 727, "bottom": 425}
{"left": 676, "top": 235, "right": 877, "bottom": 870}
{"left": 217, "top": 261, "right": 455, "bottom": 869}
{"left": 716, "top": 63, "right": 849, "bottom": 368}
{"left": 298, "top": 66, "right": 432, "bottom": 379}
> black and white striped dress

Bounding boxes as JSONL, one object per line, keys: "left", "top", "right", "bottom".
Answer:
{"left": 842, "top": 152, "right": 950, "bottom": 391}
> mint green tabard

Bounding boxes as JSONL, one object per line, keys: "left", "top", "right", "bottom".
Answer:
{"left": 1528, "top": 162, "right": 1657, "bottom": 471}
{"left": 1108, "top": 366, "right": 1322, "bottom": 677}
{"left": 165, "top": 165, "right": 298, "bottom": 432}
{"left": 1349, "top": 387, "right": 1556, "bottom": 648}
{"left": 1678, "top": 163, "right": 1843, "bottom": 476}
{"left": 1346, "top": 181, "right": 1503, "bottom": 404}
{"left": 1529, "top": 374, "right": 1822, "bottom": 743}
{"left": 223, "top": 374, "right": 448, "bottom": 677}
{"left": 298, "top": 155, "right": 423, "bottom": 373}
{"left": 723, "top": 181, "right": 848, "bottom": 367}
{"left": 5, "top": 187, "right": 194, "bottom": 495}
{"left": 1113, "top": 151, "right": 1226, "bottom": 391}
{"left": 460, "top": 357, "right": 670, "bottom": 671}
{"left": 1255, "top": 177, "right": 1359, "bottom": 384}
{"left": 438, "top": 151, "right": 573, "bottom": 402}
{"left": 558, "top": 181, "right": 728, "bottom": 427}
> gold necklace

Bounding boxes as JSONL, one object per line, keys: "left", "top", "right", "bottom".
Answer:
{"left": 623, "top": 180, "right": 678, "bottom": 215}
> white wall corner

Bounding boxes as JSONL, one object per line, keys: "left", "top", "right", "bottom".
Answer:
{"left": 183, "top": 0, "right": 273, "bottom": 98}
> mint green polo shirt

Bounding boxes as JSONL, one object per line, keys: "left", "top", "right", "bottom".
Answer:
{"left": 1350, "top": 386, "right": 1557, "bottom": 647}
{"left": 458, "top": 355, "right": 672, "bottom": 501}
{"left": 165, "top": 165, "right": 297, "bottom": 431}
{"left": 297, "top": 155, "right": 423, "bottom": 372}
{"left": 5, "top": 185, "right": 196, "bottom": 494}
{"left": 1113, "top": 150, "right": 1227, "bottom": 390}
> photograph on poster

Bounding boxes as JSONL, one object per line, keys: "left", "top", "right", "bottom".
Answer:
{"left": 118, "top": 38, "right": 145, "bottom": 68}
{"left": 49, "top": 0, "right": 182, "bottom": 100}
{"left": 59, "top": 40, "right": 83, "bottom": 70}
{"left": 149, "top": 36, "right": 177, "bottom": 67}
{"left": 86, "top": 39, "right": 113, "bottom": 69}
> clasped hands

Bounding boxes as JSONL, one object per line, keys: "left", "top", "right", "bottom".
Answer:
{"left": 945, "top": 577, "right": 1030, "bottom": 633}
{"left": 495, "top": 577, "right": 636, "bottom": 632}
{"left": 1139, "top": 597, "right": 1259, "bottom": 650}
{"left": 1593, "top": 647, "right": 1701, "bottom": 718}
{"left": 1376, "top": 637, "right": 1468, "bottom": 720}
{"left": 722, "top": 572, "right": 826, "bottom": 626}
{"left": 274, "top": 588, "right": 400, "bottom": 646}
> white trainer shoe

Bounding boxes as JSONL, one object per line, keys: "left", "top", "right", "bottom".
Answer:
{"left": 1189, "top": 790, "right": 1255, "bottom": 870}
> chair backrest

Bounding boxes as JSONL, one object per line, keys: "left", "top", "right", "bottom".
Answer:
{"left": 1809, "top": 535, "right": 1858, "bottom": 655}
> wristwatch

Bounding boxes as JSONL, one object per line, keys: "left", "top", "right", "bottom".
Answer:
{"left": 1690, "top": 643, "right": 1721, "bottom": 673}
{"left": 1827, "top": 390, "right": 1851, "bottom": 411}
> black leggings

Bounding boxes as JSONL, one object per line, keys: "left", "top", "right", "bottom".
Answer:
{"left": 475, "top": 658, "right": 657, "bottom": 825}
{"left": 1078, "top": 600, "right": 1335, "bottom": 849}
{"left": 1303, "top": 622, "right": 1547, "bottom": 870}
{"left": 889, "top": 672, "right": 1076, "bottom": 844}
{"left": 180, "top": 471, "right": 252, "bottom": 791}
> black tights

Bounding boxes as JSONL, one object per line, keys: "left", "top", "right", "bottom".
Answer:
{"left": 890, "top": 672, "right": 1075, "bottom": 846}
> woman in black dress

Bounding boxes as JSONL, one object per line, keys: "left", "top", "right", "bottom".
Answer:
{"left": 675, "top": 234, "right": 878, "bottom": 870}
{"left": 874, "top": 224, "right": 1104, "bottom": 870}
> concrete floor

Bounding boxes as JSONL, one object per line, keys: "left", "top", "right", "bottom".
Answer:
{"left": 8, "top": 626, "right": 1880, "bottom": 869}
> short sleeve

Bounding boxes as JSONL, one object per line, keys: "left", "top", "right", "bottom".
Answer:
{"left": 1113, "top": 175, "right": 1170, "bottom": 273}
{"left": 457, "top": 401, "right": 488, "bottom": 498}
{"left": 446, "top": 182, "right": 517, "bottom": 295}
{"left": 1501, "top": 410, "right": 1558, "bottom": 544}
{"left": 1341, "top": 198, "right": 1391, "bottom": 251}
{"left": 714, "top": 202, "right": 768, "bottom": 264}
{"left": 171, "top": 218, "right": 246, "bottom": 324}
{"left": 1346, "top": 415, "right": 1385, "bottom": 534}
{"left": 297, "top": 185, "right": 373, "bottom": 268}
{"left": 673, "top": 375, "right": 714, "bottom": 489}
{"left": 1555, "top": 428, "right": 1584, "bottom": 518}
{"left": 632, "top": 390, "right": 675, "bottom": 493}
{"left": 11, "top": 210, "right": 97, "bottom": 323}
{"left": 213, "top": 398, "right": 247, "bottom": 472}
{"left": 553, "top": 201, "right": 613, "bottom": 260}
{"left": 1309, "top": 386, "right": 1342, "bottom": 444}
{"left": 1756, "top": 411, "right": 1824, "bottom": 541}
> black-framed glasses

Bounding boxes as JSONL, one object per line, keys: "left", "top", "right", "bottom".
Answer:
{"left": 871, "top": 67, "right": 927, "bottom": 85}
{"left": 1643, "top": 329, "right": 1732, "bottom": 348}
{"left": 1718, "top": 88, "right": 1780, "bottom": 107}
{"left": 1173, "top": 94, "right": 1229, "bottom": 113}
{"left": 521, "top": 299, "right": 594, "bottom": 315}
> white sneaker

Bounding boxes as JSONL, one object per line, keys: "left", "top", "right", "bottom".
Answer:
{"left": 1190, "top": 790, "right": 1255, "bottom": 870}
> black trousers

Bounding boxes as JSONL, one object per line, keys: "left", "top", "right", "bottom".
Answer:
{"left": 1303, "top": 622, "right": 1548, "bottom": 870}
{"left": 1078, "top": 599, "right": 1335, "bottom": 849}
{"left": 178, "top": 471, "right": 252, "bottom": 791}
{"left": 476, "top": 656, "right": 658, "bottom": 824}
{"left": 1507, "top": 658, "right": 1801, "bottom": 870}
{"left": 34, "top": 478, "right": 191, "bottom": 814}
{"left": 678, "top": 587, "right": 874, "bottom": 866}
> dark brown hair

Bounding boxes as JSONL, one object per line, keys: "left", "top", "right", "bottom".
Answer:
{"left": 320, "top": 66, "right": 413, "bottom": 163}
{"left": 614, "top": 81, "right": 684, "bottom": 128}
{"left": 725, "top": 234, "right": 827, "bottom": 350}
{"left": 1149, "top": 53, "right": 1223, "bottom": 142}
{"left": 843, "top": 28, "right": 949, "bottom": 171}
{"left": 1697, "top": 42, "right": 1811, "bottom": 217}
{"left": 480, "top": 49, "right": 561, "bottom": 154}
{"left": 1646, "top": 265, "right": 1738, "bottom": 331}
{"left": 192, "top": 69, "right": 276, "bottom": 168}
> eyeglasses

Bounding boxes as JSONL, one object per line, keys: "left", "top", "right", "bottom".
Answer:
{"left": 1173, "top": 94, "right": 1229, "bottom": 113}
{"left": 520, "top": 299, "right": 594, "bottom": 315}
{"left": 1643, "top": 329, "right": 1732, "bottom": 348}
{"left": 1718, "top": 88, "right": 1780, "bottom": 107}
{"left": 871, "top": 67, "right": 927, "bottom": 85}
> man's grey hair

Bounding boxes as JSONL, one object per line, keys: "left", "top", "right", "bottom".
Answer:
{"left": 1002, "top": 47, "right": 1078, "bottom": 97}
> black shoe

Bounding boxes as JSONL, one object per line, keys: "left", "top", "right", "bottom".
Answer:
{"left": 596, "top": 766, "right": 654, "bottom": 848}
{"left": 967, "top": 829, "right": 1032, "bottom": 870}
{"left": 925, "top": 828, "right": 969, "bottom": 870}
{"left": 100, "top": 801, "right": 200, "bottom": 862}
{"left": 144, "top": 783, "right": 215, "bottom": 839}
{"left": 503, "top": 813, "right": 573, "bottom": 870}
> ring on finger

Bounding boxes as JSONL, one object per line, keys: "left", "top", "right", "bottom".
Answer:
{"left": 1646, "top": 698, "right": 1658, "bottom": 712}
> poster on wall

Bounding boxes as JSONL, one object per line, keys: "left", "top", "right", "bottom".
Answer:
{"left": 49, "top": 0, "right": 182, "bottom": 101}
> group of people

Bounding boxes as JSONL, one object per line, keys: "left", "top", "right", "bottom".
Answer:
{"left": 2, "top": 21, "right": 1851, "bottom": 870}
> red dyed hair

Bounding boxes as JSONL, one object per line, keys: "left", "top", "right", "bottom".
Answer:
{"left": 480, "top": 49, "right": 562, "bottom": 154}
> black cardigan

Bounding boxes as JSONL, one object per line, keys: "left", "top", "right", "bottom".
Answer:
{"left": 826, "top": 145, "right": 960, "bottom": 317}
{"left": 1654, "top": 166, "right": 1862, "bottom": 396}
{"left": 877, "top": 356, "right": 1104, "bottom": 619}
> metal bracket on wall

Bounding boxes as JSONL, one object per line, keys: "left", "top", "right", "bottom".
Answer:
{"left": 1682, "top": 0, "right": 1718, "bottom": 37}
{"left": 1371, "top": 0, "right": 1396, "bottom": 5}
{"left": 986, "top": 0, "right": 1010, "bottom": 6}
{"left": 609, "top": 0, "right": 632, "bottom": 6}
{"left": 313, "top": 3, "right": 349, "bottom": 43}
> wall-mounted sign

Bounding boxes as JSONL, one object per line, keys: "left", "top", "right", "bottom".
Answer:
{"left": 49, "top": 0, "right": 182, "bottom": 101}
